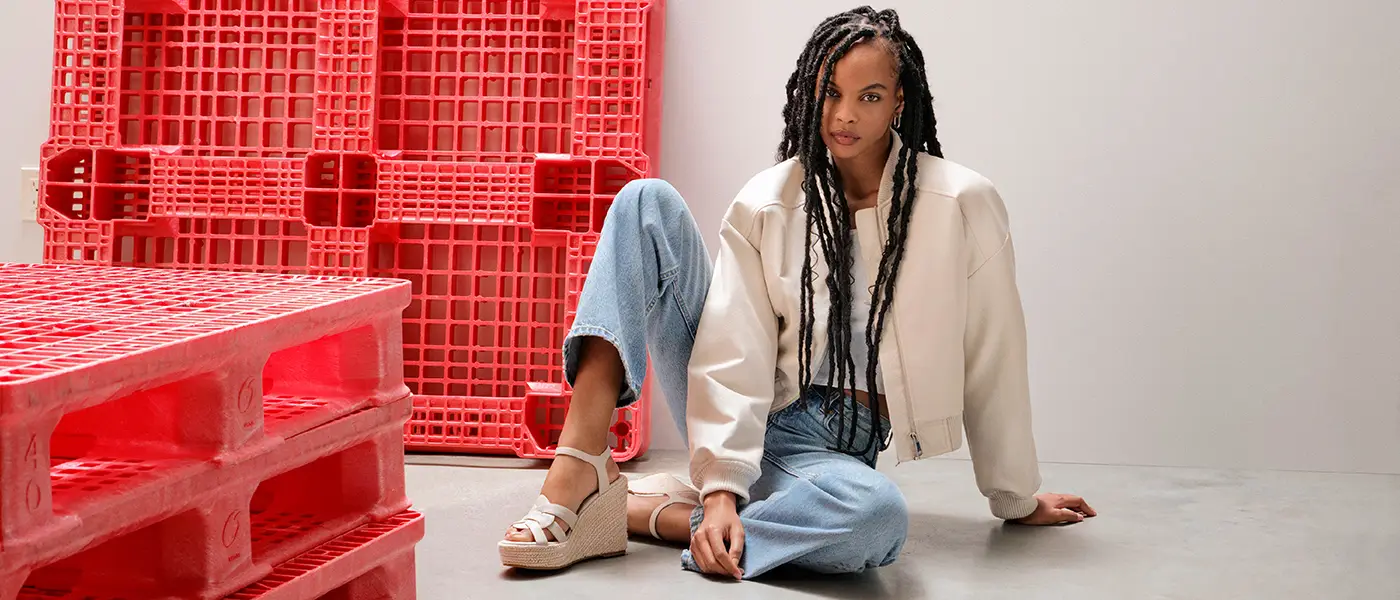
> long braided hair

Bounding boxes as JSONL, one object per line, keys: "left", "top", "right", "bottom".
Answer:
{"left": 778, "top": 7, "right": 942, "bottom": 456}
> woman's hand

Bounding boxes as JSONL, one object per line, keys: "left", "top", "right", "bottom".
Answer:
{"left": 691, "top": 492, "right": 745, "bottom": 579}
{"left": 1015, "top": 493, "right": 1097, "bottom": 525}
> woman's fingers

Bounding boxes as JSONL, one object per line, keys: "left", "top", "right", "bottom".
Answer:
{"left": 1056, "top": 495, "right": 1097, "bottom": 517}
{"left": 710, "top": 529, "right": 741, "bottom": 579}
{"left": 728, "top": 523, "right": 746, "bottom": 576}
{"left": 1077, "top": 499, "right": 1098, "bottom": 517}
{"left": 691, "top": 530, "right": 719, "bottom": 574}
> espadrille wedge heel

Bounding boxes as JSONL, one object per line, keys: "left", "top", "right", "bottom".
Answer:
{"left": 499, "top": 446, "right": 628, "bottom": 570}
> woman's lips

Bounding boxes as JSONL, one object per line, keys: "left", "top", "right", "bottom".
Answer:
{"left": 829, "top": 131, "right": 860, "bottom": 146}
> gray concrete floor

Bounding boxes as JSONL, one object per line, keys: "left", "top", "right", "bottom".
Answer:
{"left": 405, "top": 451, "right": 1400, "bottom": 599}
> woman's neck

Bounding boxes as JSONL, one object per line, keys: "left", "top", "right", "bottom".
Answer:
{"left": 833, "top": 135, "right": 892, "bottom": 204}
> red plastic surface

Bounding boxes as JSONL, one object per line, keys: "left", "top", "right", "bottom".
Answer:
{"left": 0, "top": 263, "right": 414, "bottom": 599}
{"left": 227, "top": 513, "right": 421, "bottom": 600}
{"left": 40, "top": 0, "right": 666, "bottom": 461}
{"left": 50, "top": 0, "right": 660, "bottom": 166}
{"left": 9, "top": 511, "right": 423, "bottom": 600}
{"left": 2, "top": 402, "right": 412, "bottom": 600}
{"left": 0, "top": 263, "right": 408, "bottom": 391}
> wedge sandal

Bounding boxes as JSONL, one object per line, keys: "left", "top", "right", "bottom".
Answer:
{"left": 498, "top": 446, "right": 629, "bottom": 570}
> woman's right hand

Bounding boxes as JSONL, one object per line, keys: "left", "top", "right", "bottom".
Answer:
{"left": 691, "top": 492, "right": 745, "bottom": 580}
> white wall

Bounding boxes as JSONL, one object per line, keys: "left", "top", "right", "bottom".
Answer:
{"left": 653, "top": 0, "right": 1400, "bottom": 474}
{"left": 2, "top": 2, "right": 1394, "bottom": 474}
{"left": 0, "top": 1, "right": 52, "bottom": 264}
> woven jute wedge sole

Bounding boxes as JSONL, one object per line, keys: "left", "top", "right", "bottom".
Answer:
{"left": 499, "top": 474, "right": 629, "bottom": 570}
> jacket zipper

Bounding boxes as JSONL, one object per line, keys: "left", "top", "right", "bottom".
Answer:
{"left": 870, "top": 200, "right": 923, "bottom": 461}
{"left": 809, "top": 289, "right": 922, "bottom": 458}
{"left": 897, "top": 325, "right": 922, "bottom": 460}
{"left": 807, "top": 300, "right": 923, "bottom": 458}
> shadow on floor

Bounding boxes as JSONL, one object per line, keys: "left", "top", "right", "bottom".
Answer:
{"left": 756, "top": 513, "right": 1105, "bottom": 598}
{"left": 757, "top": 566, "right": 929, "bottom": 600}
{"left": 903, "top": 510, "right": 1103, "bottom": 562}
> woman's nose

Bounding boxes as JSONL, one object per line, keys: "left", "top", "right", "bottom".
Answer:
{"left": 833, "top": 100, "right": 857, "bottom": 125}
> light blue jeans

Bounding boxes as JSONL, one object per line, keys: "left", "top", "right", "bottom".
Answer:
{"left": 563, "top": 180, "right": 909, "bottom": 579}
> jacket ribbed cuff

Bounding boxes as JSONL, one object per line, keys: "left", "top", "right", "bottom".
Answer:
{"left": 694, "top": 459, "right": 762, "bottom": 504}
{"left": 989, "top": 491, "right": 1039, "bottom": 520}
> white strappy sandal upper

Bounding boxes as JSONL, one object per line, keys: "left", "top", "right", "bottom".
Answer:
{"left": 499, "top": 446, "right": 629, "bottom": 569}
{"left": 627, "top": 473, "right": 701, "bottom": 540}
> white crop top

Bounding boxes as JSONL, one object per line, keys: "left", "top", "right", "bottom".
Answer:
{"left": 812, "top": 241, "right": 885, "bottom": 394}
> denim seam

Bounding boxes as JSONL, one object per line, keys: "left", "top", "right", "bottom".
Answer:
{"left": 762, "top": 451, "right": 817, "bottom": 482}
{"left": 643, "top": 281, "right": 662, "bottom": 315}
{"left": 671, "top": 294, "right": 699, "bottom": 343}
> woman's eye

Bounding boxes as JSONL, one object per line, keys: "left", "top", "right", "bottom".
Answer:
{"left": 825, "top": 89, "right": 841, "bottom": 98}
{"left": 862, "top": 93, "right": 881, "bottom": 102}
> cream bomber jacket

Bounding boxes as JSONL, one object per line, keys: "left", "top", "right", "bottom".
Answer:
{"left": 685, "top": 136, "right": 1043, "bottom": 520}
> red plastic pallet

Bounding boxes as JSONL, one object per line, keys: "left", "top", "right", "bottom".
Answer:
{"left": 50, "top": 0, "right": 662, "bottom": 168}
{"left": 48, "top": 0, "right": 662, "bottom": 169}
{"left": 0, "top": 263, "right": 414, "bottom": 598}
{"left": 7, "top": 510, "right": 424, "bottom": 600}
{"left": 39, "top": 0, "right": 665, "bottom": 461}
{"left": 1, "top": 398, "right": 412, "bottom": 599}
{"left": 225, "top": 512, "right": 420, "bottom": 600}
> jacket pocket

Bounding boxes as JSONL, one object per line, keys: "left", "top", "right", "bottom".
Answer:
{"left": 913, "top": 414, "right": 965, "bottom": 456}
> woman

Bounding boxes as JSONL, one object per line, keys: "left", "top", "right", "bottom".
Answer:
{"left": 499, "top": 6, "right": 1095, "bottom": 579}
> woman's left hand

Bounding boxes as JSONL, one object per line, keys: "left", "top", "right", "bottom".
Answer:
{"left": 1015, "top": 493, "right": 1097, "bottom": 525}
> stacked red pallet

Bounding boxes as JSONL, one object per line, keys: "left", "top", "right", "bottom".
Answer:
{"left": 39, "top": 0, "right": 666, "bottom": 462}
{"left": 0, "top": 263, "right": 422, "bottom": 599}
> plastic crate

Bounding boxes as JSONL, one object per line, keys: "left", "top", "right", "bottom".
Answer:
{"left": 0, "top": 264, "right": 415, "bottom": 599}
{"left": 39, "top": 0, "right": 666, "bottom": 461}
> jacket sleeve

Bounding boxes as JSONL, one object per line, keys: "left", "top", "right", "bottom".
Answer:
{"left": 962, "top": 184, "right": 1043, "bottom": 520}
{"left": 686, "top": 213, "right": 781, "bottom": 503}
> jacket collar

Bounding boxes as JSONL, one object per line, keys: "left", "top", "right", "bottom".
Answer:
{"left": 803, "top": 132, "right": 906, "bottom": 392}
{"left": 800, "top": 130, "right": 908, "bottom": 212}
{"left": 808, "top": 130, "right": 907, "bottom": 308}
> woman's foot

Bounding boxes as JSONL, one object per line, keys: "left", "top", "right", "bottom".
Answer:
{"left": 625, "top": 473, "right": 700, "bottom": 543}
{"left": 503, "top": 337, "right": 627, "bottom": 546}
{"left": 503, "top": 450, "right": 622, "bottom": 543}
{"left": 499, "top": 335, "right": 629, "bottom": 570}
{"left": 627, "top": 491, "right": 694, "bottom": 543}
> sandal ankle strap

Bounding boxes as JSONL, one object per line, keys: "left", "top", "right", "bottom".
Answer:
{"left": 555, "top": 446, "right": 611, "bottom": 494}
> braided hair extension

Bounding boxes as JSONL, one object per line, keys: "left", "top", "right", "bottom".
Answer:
{"left": 777, "top": 7, "right": 943, "bottom": 456}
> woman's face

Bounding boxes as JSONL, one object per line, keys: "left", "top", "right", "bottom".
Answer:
{"left": 819, "top": 41, "right": 904, "bottom": 163}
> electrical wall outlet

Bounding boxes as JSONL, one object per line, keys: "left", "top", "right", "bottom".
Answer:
{"left": 19, "top": 166, "right": 40, "bottom": 222}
